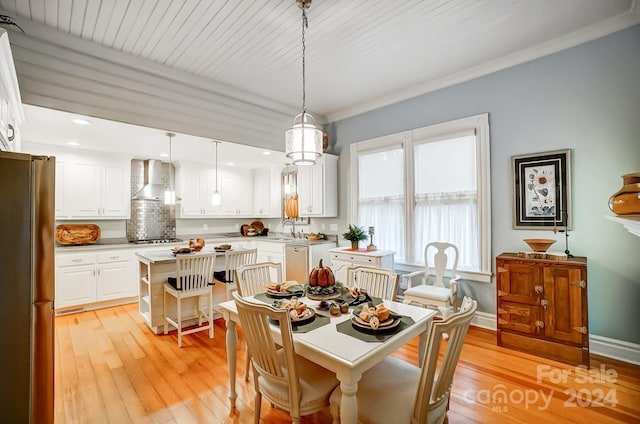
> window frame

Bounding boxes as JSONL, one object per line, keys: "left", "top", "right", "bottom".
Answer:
{"left": 350, "top": 113, "right": 492, "bottom": 282}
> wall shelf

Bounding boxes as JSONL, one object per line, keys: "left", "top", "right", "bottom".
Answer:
{"left": 606, "top": 215, "right": 640, "bottom": 238}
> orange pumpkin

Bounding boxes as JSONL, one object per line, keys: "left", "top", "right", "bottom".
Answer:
{"left": 285, "top": 195, "right": 299, "bottom": 218}
{"left": 308, "top": 259, "right": 335, "bottom": 287}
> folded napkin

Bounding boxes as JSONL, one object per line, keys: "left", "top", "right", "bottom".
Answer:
{"left": 285, "top": 284, "right": 305, "bottom": 294}
{"left": 352, "top": 303, "right": 402, "bottom": 320}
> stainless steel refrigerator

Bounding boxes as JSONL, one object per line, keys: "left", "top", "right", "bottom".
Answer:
{"left": 0, "top": 151, "right": 55, "bottom": 423}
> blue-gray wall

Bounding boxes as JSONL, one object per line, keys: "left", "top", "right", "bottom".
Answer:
{"left": 327, "top": 25, "right": 640, "bottom": 345}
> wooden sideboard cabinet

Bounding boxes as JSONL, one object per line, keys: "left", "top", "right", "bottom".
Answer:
{"left": 496, "top": 253, "right": 589, "bottom": 366}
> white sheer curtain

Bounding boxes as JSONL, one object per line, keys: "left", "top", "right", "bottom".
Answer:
{"left": 358, "top": 196, "right": 405, "bottom": 262}
{"left": 414, "top": 191, "right": 479, "bottom": 269}
{"left": 352, "top": 114, "right": 491, "bottom": 275}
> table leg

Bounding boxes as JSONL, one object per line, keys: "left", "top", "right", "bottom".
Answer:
{"left": 339, "top": 380, "right": 358, "bottom": 424}
{"left": 226, "top": 319, "right": 238, "bottom": 408}
{"left": 418, "top": 319, "right": 432, "bottom": 367}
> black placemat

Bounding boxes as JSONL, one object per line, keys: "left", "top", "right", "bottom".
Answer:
{"left": 335, "top": 315, "right": 415, "bottom": 342}
{"left": 254, "top": 293, "right": 332, "bottom": 333}
{"left": 254, "top": 292, "right": 302, "bottom": 303}
{"left": 290, "top": 315, "right": 331, "bottom": 333}
{"left": 268, "top": 313, "right": 331, "bottom": 333}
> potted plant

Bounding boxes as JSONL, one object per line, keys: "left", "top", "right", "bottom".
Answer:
{"left": 342, "top": 224, "right": 368, "bottom": 250}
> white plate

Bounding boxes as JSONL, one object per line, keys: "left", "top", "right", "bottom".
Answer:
{"left": 351, "top": 316, "right": 400, "bottom": 331}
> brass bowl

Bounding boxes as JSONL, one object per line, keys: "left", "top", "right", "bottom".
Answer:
{"left": 523, "top": 239, "right": 556, "bottom": 252}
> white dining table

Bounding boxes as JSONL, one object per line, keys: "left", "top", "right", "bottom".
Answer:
{"left": 217, "top": 295, "right": 436, "bottom": 424}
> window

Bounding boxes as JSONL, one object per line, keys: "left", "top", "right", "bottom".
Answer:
{"left": 350, "top": 114, "right": 491, "bottom": 278}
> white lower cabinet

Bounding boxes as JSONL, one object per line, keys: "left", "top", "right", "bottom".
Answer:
{"left": 56, "top": 264, "right": 97, "bottom": 308}
{"left": 56, "top": 249, "right": 137, "bottom": 310}
{"left": 255, "top": 241, "right": 285, "bottom": 280}
{"left": 96, "top": 251, "right": 136, "bottom": 301}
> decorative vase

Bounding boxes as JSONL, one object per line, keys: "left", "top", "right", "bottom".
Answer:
{"left": 351, "top": 241, "right": 359, "bottom": 250}
{"left": 609, "top": 172, "right": 640, "bottom": 215}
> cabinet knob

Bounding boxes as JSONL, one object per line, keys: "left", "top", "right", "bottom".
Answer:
{"left": 534, "top": 285, "right": 543, "bottom": 294}
{"left": 535, "top": 320, "right": 544, "bottom": 333}
{"left": 570, "top": 280, "right": 586, "bottom": 288}
{"left": 541, "top": 299, "right": 548, "bottom": 309}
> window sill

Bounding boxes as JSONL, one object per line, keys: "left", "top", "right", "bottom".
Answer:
{"left": 395, "top": 262, "right": 493, "bottom": 284}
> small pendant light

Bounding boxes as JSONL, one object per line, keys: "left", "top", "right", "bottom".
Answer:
{"left": 164, "top": 132, "right": 180, "bottom": 205}
{"left": 211, "top": 140, "right": 222, "bottom": 206}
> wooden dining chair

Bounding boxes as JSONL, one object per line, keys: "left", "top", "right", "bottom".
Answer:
{"left": 402, "top": 242, "right": 461, "bottom": 320}
{"left": 235, "top": 261, "right": 283, "bottom": 298}
{"left": 233, "top": 292, "right": 339, "bottom": 424}
{"left": 346, "top": 265, "right": 399, "bottom": 300}
{"left": 329, "top": 296, "right": 477, "bottom": 424}
{"left": 213, "top": 248, "right": 258, "bottom": 300}
{"left": 163, "top": 252, "right": 216, "bottom": 347}
{"left": 234, "top": 261, "right": 284, "bottom": 380}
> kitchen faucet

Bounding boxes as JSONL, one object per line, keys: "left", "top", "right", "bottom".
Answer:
{"left": 283, "top": 219, "right": 297, "bottom": 238}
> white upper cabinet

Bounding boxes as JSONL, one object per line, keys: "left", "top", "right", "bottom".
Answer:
{"left": 177, "top": 162, "right": 253, "bottom": 217}
{"left": 0, "top": 29, "right": 24, "bottom": 152}
{"left": 254, "top": 166, "right": 284, "bottom": 217}
{"left": 63, "top": 153, "right": 129, "bottom": 218}
{"left": 297, "top": 154, "right": 338, "bottom": 217}
{"left": 176, "top": 163, "right": 221, "bottom": 217}
{"left": 220, "top": 167, "right": 253, "bottom": 216}
{"left": 22, "top": 142, "right": 131, "bottom": 219}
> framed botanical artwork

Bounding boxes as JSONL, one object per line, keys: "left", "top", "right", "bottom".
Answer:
{"left": 512, "top": 149, "right": 572, "bottom": 230}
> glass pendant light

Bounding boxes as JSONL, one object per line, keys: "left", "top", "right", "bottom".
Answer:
{"left": 211, "top": 140, "right": 222, "bottom": 206}
{"left": 285, "top": 0, "right": 322, "bottom": 166}
{"left": 164, "top": 132, "right": 180, "bottom": 205}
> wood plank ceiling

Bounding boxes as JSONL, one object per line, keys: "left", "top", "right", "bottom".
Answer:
{"left": 1, "top": 0, "right": 637, "bottom": 123}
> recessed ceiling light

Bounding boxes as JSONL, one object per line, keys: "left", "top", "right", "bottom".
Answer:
{"left": 160, "top": 153, "right": 169, "bottom": 158}
{"left": 72, "top": 118, "right": 91, "bottom": 125}
{"left": 66, "top": 141, "right": 80, "bottom": 146}
{"left": 227, "top": 162, "right": 235, "bottom": 166}
{"left": 262, "top": 151, "right": 271, "bottom": 155}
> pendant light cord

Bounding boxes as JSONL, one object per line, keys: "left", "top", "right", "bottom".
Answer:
{"left": 167, "top": 132, "right": 175, "bottom": 190}
{"left": 301, "top": 6, "right": 308, "bottom": 116}
{"left": 215, "top": 141, "right": 219, "bottom": 191}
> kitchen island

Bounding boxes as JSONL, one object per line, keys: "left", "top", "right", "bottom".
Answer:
{"left": 135, "top": 249, "right": 230, "bottom": 334}
{"left": 54, "top": 234, "right": 337, "bottom": 316}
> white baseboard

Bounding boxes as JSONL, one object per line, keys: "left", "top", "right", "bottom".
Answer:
{"left": 589, "top": 334, "right": 640, "bottom": 366}
{"left": 471, "top": 311, "right": 497, "bottom": 330}
{"left": 470, "top": 312, "right": 640, "bottom": 366}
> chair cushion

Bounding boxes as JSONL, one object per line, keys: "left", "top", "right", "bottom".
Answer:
{"left": 330, "top": 357, "right": 419, "bottom": 424}
{"left": 404, "top": 285, "right": 451, "bottom": 302}
{"left": 167, "top": 275, "right": 206, "bottom": 290}
{"left": 258, "top": 350, "right": 338, "bottom": 412}
{"left": 213, "top": 270, "right": 233, "bottom": 283}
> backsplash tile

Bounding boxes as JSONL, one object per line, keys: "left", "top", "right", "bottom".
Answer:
{"left": 126, "top": 159, "right": 177, "bottom": 240}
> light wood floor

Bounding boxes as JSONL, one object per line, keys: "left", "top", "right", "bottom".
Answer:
{"left": 54, "top": 304, "right": 640, "bottom": 423}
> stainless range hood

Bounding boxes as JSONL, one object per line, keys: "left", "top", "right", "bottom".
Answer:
{"left": 132, "top": 160, "right": 180, "bottom": 201}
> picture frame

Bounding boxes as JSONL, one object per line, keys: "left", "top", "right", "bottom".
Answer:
{"left": 512, "top": 149, "right": 572, "bottom": 230}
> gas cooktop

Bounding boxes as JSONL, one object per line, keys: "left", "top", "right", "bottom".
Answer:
{"left": 132, "top": 238, "right": 183, "bottom": 245}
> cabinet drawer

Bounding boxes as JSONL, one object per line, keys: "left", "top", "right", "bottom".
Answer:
{"left": 497, "top": 301, "right": 542, "bottom": 335}
{"left": 57, "top": 253, "right": 96, "bottom": 267}
{"left": 97, "top": 251, "right": 131, "bottom": 263}
{"left": 331, "top": 253, "right": 379, "bottom": 266}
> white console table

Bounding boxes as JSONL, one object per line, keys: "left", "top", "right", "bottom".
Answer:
{"left": 328, "top": 247, "right": 395, "bottom": 284}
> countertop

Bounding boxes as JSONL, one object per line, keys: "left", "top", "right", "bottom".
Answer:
{"left": 55, "top": 233, "right": 338, "bottom": 252}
